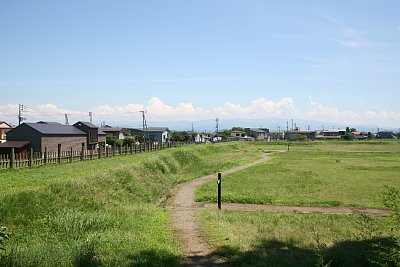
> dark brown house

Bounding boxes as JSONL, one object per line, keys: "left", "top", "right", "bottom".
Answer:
{"left": 4, "top": 121, "right": 105, "bottom": 153}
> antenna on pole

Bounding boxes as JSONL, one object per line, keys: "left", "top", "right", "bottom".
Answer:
{"left": 65, "top": 114, "right": 70, "bottom": 125}
{"left": 140, "top": 110, "right": 148, "bottom": 143}
{"left": 89, "top": 112, "right": 93, "bottom": 124}
{"left": 18, "top": 104, "right": 27, "bottom": 125}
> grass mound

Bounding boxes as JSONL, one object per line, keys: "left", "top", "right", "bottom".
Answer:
{"left": 0, "top": 143, "right": 264, "bottom": 266}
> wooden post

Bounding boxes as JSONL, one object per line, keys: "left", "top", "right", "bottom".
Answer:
{"left": 70, "top": 147, "right": 73, "bottom": 163}
{"left": 10, "top": 148, "right": 14, "bottom": 169}
{"left": 90, "top": 149, "right": 93, "bottom": 160}
{"left": 134, "top": 144, "right": 137, "bottom": 153}
{"left": 57, "top": 144, "right": 61, "bottom": 164}
{"left": 287, "top": 143, "right": 290, "bottom": 151}
{"left": 81, "top": 143, "right": 85, "bottom": 161}
{"left": 28, "top": 148, "right": 33, "bottom": 167}
{"left": 130, "top": 144, "right": 133, "bottom": 154}
{"left": 119, "top": 144, "right": 122, "bottom": 155}
{"left": 98, "top": 146, "right": 101, "bottom": 159}
{"left": 106, "top": 146, "right": 109, "bottom": 157}
{"left": 44, "top": 147, "right": 48, "bottom": 165}
{"left": 218, "top": 173, "right": 222, "bottom": 210}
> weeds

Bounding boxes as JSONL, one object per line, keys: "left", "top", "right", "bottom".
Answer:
{"left": 0, "top": 227, "right": 9, "bottom": 252}
{"left": 313, "top": 228, "right": 332, "bottom": 267}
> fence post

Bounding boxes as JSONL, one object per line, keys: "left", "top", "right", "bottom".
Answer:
{"left": 29, "top": 148, "right": 33, "bottom": 167}
{"left": 70, "top": 147, "right": 73, "bottom": 163}
{"left": 81, "top": 143, "right": 85, "bottom": 161}
{"left": 57, "top": 144, "right": 62, "bottom": 164}
{"left": 98, "top": 146, "right": 101, "bottom": 159}
{"left": 218, "top": 173, "right": 222, "bottom": 210}
{"left": 106, "top": 146, "right": 109, "bottom": 157}
{"left": 44, "top": 147, "right": 48, "bottom": 165}
{"left": 10, "top": 148, "right": 14, "bottom": 169}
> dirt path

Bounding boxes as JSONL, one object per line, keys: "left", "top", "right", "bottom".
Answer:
{"left": 166, "top": 156, "right": 272, "bottom": 266}
{"left": 166, "top": 153, "right": 392, "bottom": 266}
{"left": 202, "top": 203, "right": 392, "bottom": 216}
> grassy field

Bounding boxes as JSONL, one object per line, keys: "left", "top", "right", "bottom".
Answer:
{"left": 197, "top": 209, "right": 399, "bottom": 267}
{"left": 197, "top": 141, "right": 400, "bottom": 208}
{"left": 0, "top": 142, "right": 264, "bottom": 266}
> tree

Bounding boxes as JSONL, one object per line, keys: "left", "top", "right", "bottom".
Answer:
{"left": 343, "top": 132, "right": 355, "bottom": 141}
{"left": 170, "top": 131, "right": 193, "bottom": 142}
{"left": 123, "top": 136, "right": 136, "bottom": 146}
{"left": 231, "top": 127, "right": 244, "bottom": 132}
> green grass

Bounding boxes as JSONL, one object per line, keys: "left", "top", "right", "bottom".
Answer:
{"left": 197, "top": 209, "right": 398, "bottom": 267}
{"left": 0, "top": 142, "right": 265, "bottom": 266}
{"left": 197, "top": 141, "right": 400, "bottom": 208}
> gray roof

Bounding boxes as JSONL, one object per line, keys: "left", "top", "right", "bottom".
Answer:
{"left": 0, "top": 141, "right": 30, "bottom": 148}
{"left": 247, "top": 128, "right": 267, "bottom": 133}
{"left": 133, "top": 127, "right": 169, "bottom": 132}
{"left": 25, "top": 123, "right": 86, "bottom": 135}
{"left": 99, "top": 127, "right": 123, "bottom": 132}
{"left": 147, "top": 127, "right": 169, "bottom": 132}
{"left": 74, "top": 121, "right": 98, "bottom": 129}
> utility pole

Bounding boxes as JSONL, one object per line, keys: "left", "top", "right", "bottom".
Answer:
{"left": 286, "top": 121, "right": 289, "bottom": 132}
{"left": 291, "top": 119, "right": 294, "bottom": 131}
{"left": 192, "top": 123, "right": 194, "bottom": 133}
{"left": 216, "top": 118, "right": 219, "bottom": 133}
{"left": 140, "top": 110, "right": 148, "bottom": 143}
{"left": 89, "top": 112, "right": 93, "bottom": 124}
{"left": 65, "top": 114, "right": 69, "bottom": 125}
{"left": 18, "top": 104, "right": 27, "bottom": 125}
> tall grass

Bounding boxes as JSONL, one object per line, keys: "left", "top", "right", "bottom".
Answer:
{"left": 0, "top": 143, "right": 265, "bottom": 266}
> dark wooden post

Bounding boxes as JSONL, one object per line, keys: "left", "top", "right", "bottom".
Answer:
{"left": 70, "top": 147, "right": 73, "bottom": 163}
{"left": 90, "top": 149, "right": 93, "bottom": 160}
{"left": 44, "top": 147, "right": 48, "bottom": 165}
{"left": 81, "top": 143, "right": 85, "bottom": 161}
{"left": 10, "top": 148, "right": 15, "bottom": 169}
{"left": 106, "top": 146, "right": 109, "bottom": 157}
{"left": 28, "top": 148, "right": 33, "bottom": 167}
{"left": 134, "top": 144, "right": 137, "bottom": 153}
{"left": 98, "top": 146, "right": 101, "bottom": 159}
{"left": 57, "top": 144, "right": 62, "bottom": 164}
{"left": 218, "top": 173, "right": 222, "bottom": 210}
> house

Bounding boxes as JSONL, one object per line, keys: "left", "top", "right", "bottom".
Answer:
{"left": 0, "top": 121, "right": 12, "bottom": 143}
{"left": 4, "top": 121, "right": 105, "bottom": 153}
{"left": 352, "top": 131, "right": 367, "bottom": 140}
{"left": 99, "top": 126, "right": 125, "bottom": 140}
{"left": 230, "top": 130, "right": 246, "bottom": 138}
{"left": 269, "top": 131, "right": 285, "bottom": 141}
{"left": 315, "top": 130, "right": 342, "bottom": 140}
{"left": 245, "top": 128, "right": 269, "bottom": 140}
{"left": 287, "top": 130, "right": 317, "bottom": 141}
{"left": 130, "top": 127, "right": 170, "bottom": 143}
{"left": 376, "top": 131, "right": 397, "bottom": 140}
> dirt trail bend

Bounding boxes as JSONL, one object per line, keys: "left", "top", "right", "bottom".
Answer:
{"left": 167, "top": 155, "right": 272, "bottom": 266}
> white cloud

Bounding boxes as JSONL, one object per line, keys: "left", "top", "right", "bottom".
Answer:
{"left": 1, "top": 97, "right": 399, "bottom": 128}
{"left": 306, "top": 97, "right": 361, "bottom": 122}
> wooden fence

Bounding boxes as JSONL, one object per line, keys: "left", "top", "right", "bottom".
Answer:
{"left": 0, "top": 141, "right": 192, "bottom": 171}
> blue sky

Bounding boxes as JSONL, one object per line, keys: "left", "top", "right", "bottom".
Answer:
{"left": 1, "top": 1, "right": 400, "bottom": 128}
